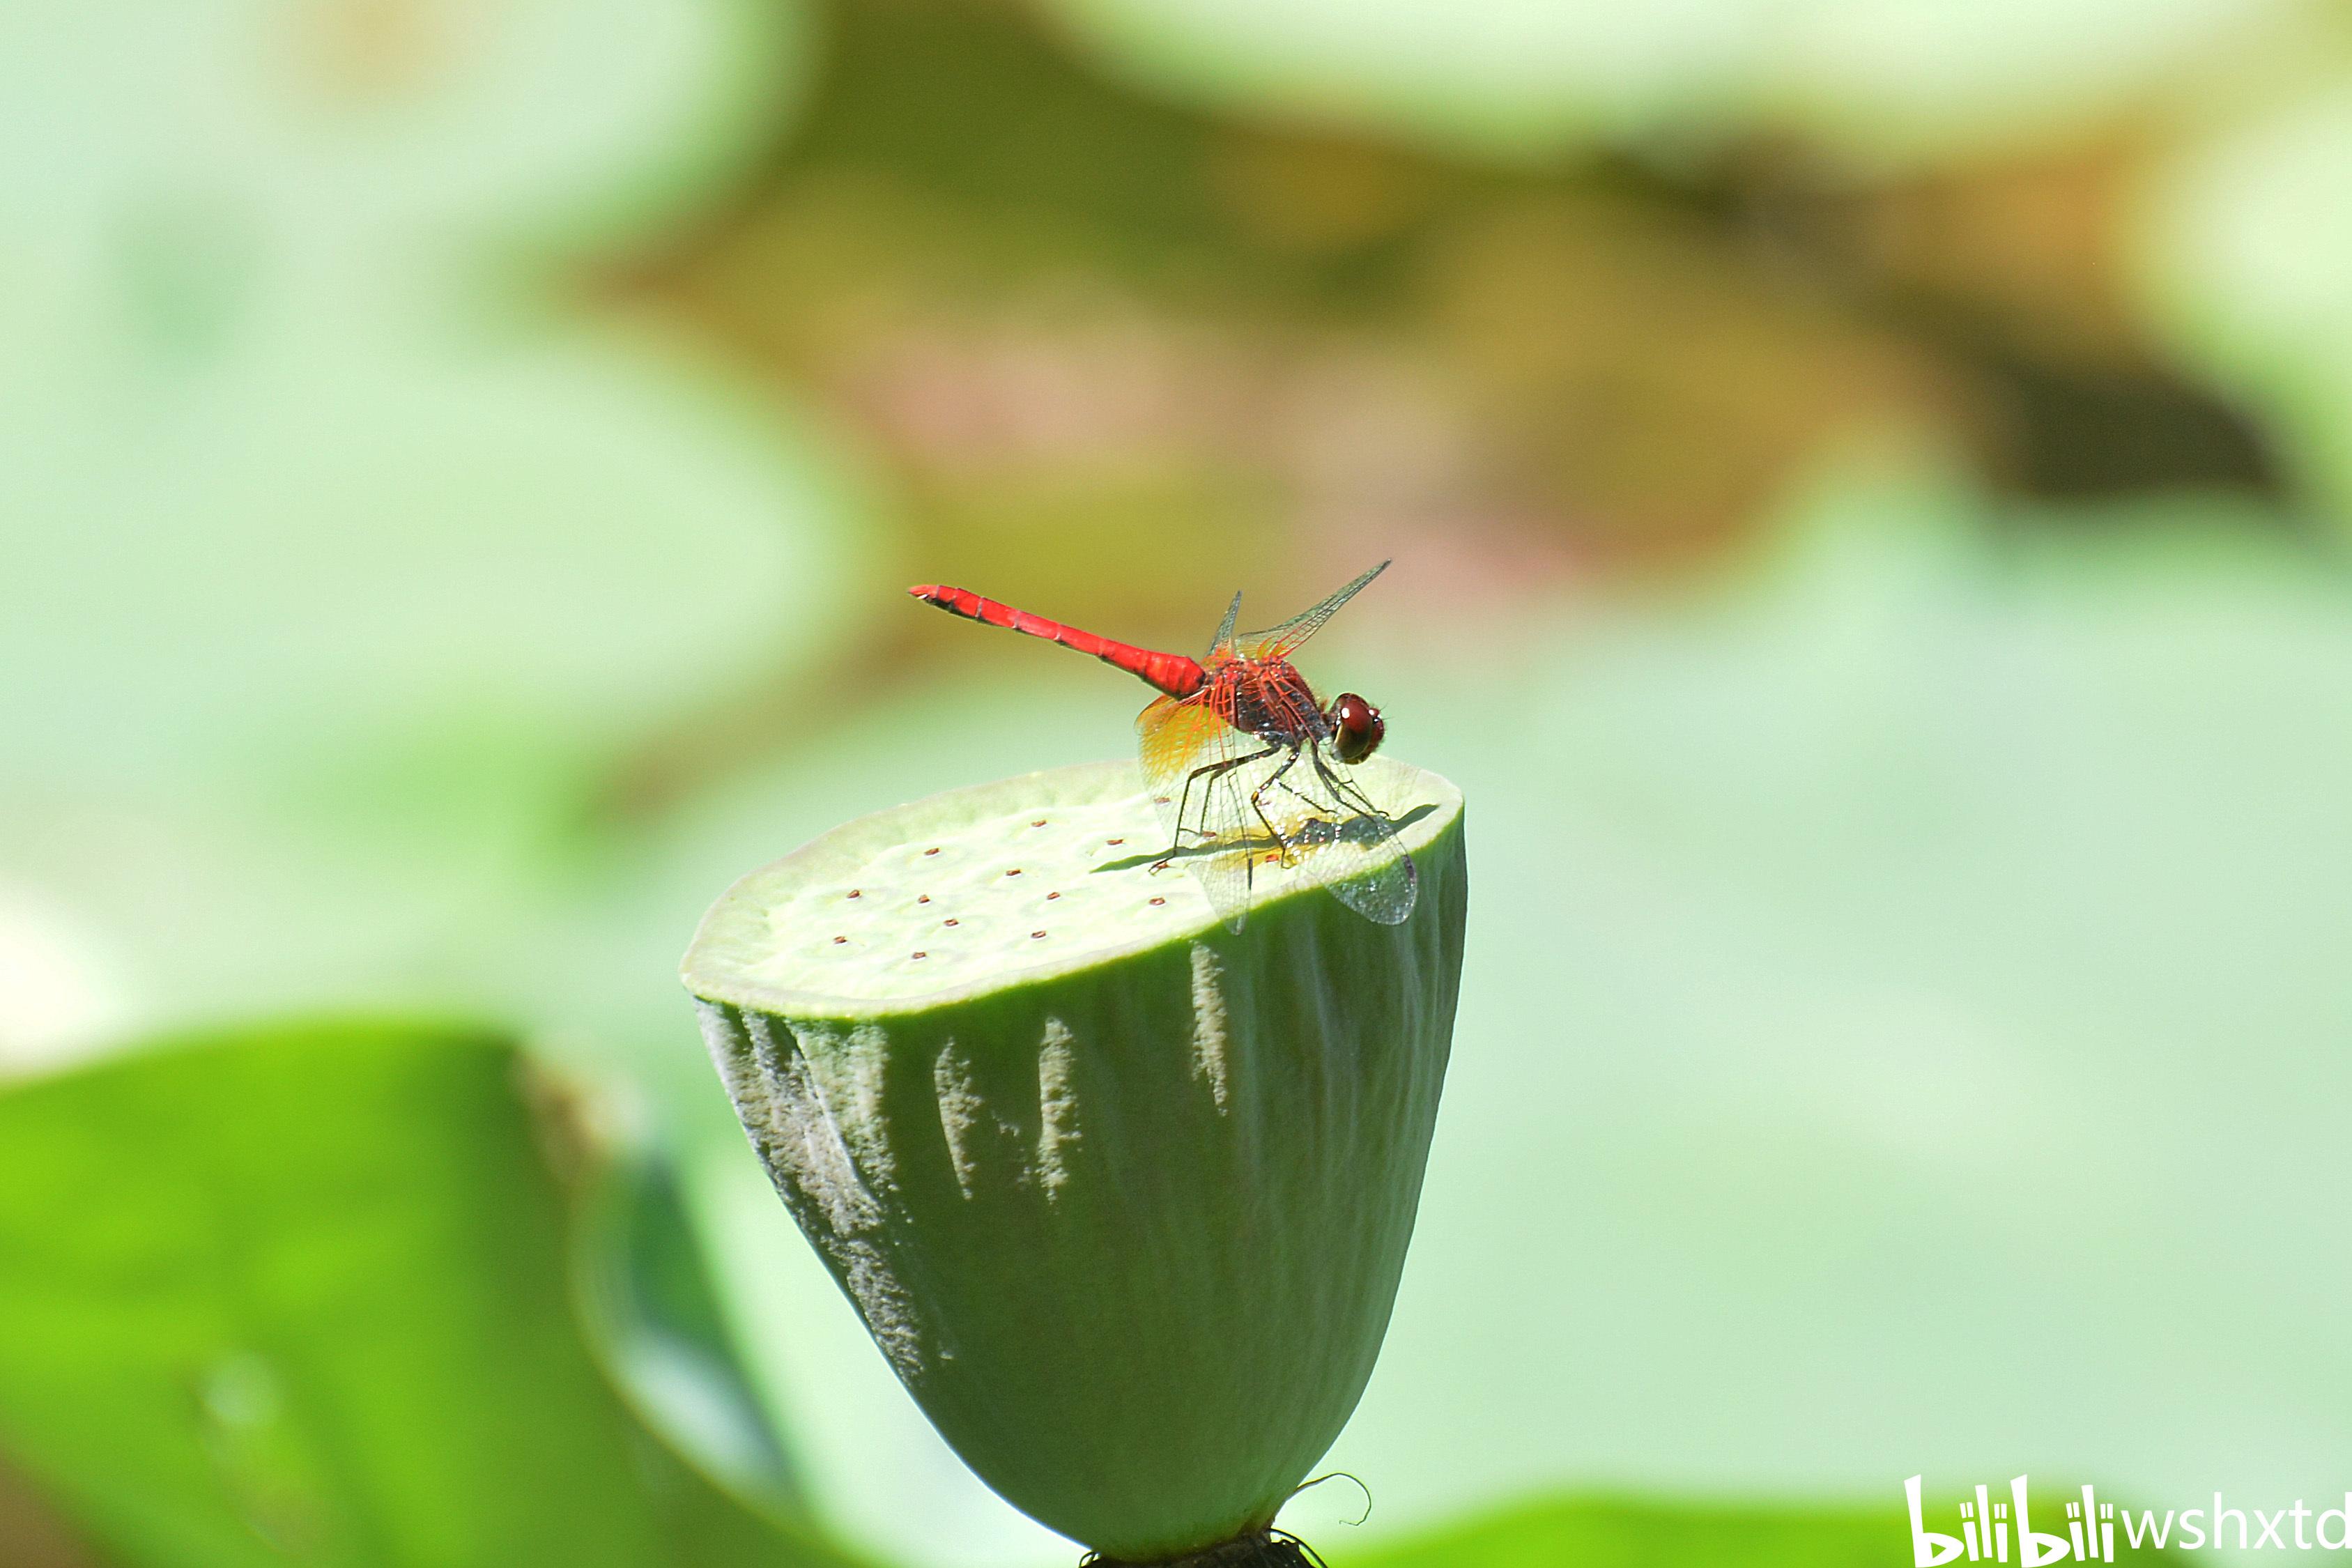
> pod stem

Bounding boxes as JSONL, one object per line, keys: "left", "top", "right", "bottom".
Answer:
{"left": 1086, "top": 1530, "right": 1324, "bottom": 1568}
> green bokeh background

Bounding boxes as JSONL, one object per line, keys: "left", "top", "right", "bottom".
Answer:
{"left": 3, "top": 0, "right": 2349, "bottom": 1564}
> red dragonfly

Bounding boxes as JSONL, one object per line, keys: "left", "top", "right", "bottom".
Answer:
{"left": 909, "top": 563, "right": 1416, "bottom": 932}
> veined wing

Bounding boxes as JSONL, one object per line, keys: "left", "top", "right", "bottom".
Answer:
{"left": 1137, "top": 695, "right": 1419, "bottom": 930}
{"left": 1234, "top": 559, "right": 1390, "bottom": 662}
{"left": 1137, "top": 690, "right": 1259, "bottom": 932}
{"left": 1204, "top": 590, "right": 1243, "bottom": 663}
{"left": 1286, "top": 744, "right": 1418, "bottom": 924}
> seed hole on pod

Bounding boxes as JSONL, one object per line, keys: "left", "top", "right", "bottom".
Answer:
{"left": 832, "top": 935, "right": 847, "bottom": 944}
{"left": 847, "top": 889, "right": 861, "bottom": 899}
{"left": 924, "top": 847, "right": 939, "bottom": 856}
{"left": 912, "top": 951, "right": 928, "bottom": 960}
{"left": 1107, "top": 837, "right": 1125, "bottom": 845}
{"left": 1031, "top": 930, "right": 1046, "bottom": 939}
{"left": 1046, "top": 891, "right": 1061, "bottom": 900}
{"left": 917, "top": 894, "right": 930, "bottom": 904}
{"left": 1031, "top": 818, "right": 1047, "bottom": 827}
{"left": 1149, "top": 897, "right": 1165, "bottom": 906}
{"left": 944, "top": 918, "right": 960, "bottom": 927}
{"left": 1005, "top": 868, "right": 1022, "bottom": 877}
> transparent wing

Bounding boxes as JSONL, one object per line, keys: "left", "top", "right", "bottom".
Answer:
{"left": 1286, "top": 746, "right": 1418, "bottom": 925}
{"left": 1204, "top": 590, "right": 1243, "bottom": 662}
{"left": 1235, "top": 559, "right": 1390, "bottom": 662}
{"left": 1137, "top": 691, "right": 1260, "bottom": 932}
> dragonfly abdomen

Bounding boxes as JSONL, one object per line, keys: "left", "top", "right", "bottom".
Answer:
{"left": 910, "top": 584, "right": 1206, "bottom": 698}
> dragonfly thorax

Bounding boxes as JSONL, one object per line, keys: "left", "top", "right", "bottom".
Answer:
{"left": 1214, "top": 660, "right": 1386, "bottom": 766}
{"left": 1217, "top": 658, "right": 1328, "bottom": 747}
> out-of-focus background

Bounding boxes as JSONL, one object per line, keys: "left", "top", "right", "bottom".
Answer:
{"left": 6, "top": 0, "right": 2352, "bottom": 1565}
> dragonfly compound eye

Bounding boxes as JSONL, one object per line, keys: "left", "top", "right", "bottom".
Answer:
{"left": 1329, "top": 692, "right": 1384, "bottom": 764}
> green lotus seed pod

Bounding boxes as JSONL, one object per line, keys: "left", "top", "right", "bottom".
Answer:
{"left": 682, "top": 758, "right": 1466, "bottom": 1564}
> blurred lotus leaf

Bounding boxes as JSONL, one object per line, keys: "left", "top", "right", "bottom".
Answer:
{"left": 0, "top": 0, "right": 804, "bottom": 268}
{"left": 1033, "top": 0, "right": 2304, "bottom": 167}
{"left": 654, "top": 459, "right": 2352, "bottom": 1563}
{"left": 0, "top": 0, "right": 867, "bottom": 1062}
{"left": 1335, "top": 1493, "right": 2189, "bottom": 1568}
{"left": 1322, "top": 461, "right": 2352, "bottom": 1521}
{"left": 2141, "top": 79, "right": 2352, "bottom": 526}
{"left": 0, "top": 1018, "right": 861, "bottom": 1568}
{"left": 0, "top": 321, "right": 866, "bottom": 1054}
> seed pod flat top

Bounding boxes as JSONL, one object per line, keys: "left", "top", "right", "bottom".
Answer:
{"left": 684, "top": 758, "right": 1454, "bottom": 1016}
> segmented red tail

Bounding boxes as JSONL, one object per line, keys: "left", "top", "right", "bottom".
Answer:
{"left": 910, "top": 585, "right": 1205, "bottom": 698}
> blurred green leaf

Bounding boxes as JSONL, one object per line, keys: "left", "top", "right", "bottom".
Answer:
{"left": 2142, "top": 79, "right": 2352, "bottom": 527}
{"left": 0, "top": 0, "right": 873, "bottom": 1073}
{"left": 0, "top": 1019, "right": 863, "bottom": 1568}
{"left": 1332, "top": 1496, "right": 1892, "bottom": 1568}
{"left": 0, "top": 314, "right": 874, "bottom": 1062}
{"left": 668, "top": 459, "right": 2352, "bottom": 1565}
{"left": 1320, "top": 461, "right": 2352, "bottom": 1520}
{"left": 1038, "top": 0, "right": 2303, "bottom": 167}
{"left": 578, "top": 1154, "right": 807, "bottom": 1512}
{"left": 0, "top": 0, "right": 807, "bottom": 268}
{"left": 1330, "top": 1493, "right": 2187, "bottom": 1568}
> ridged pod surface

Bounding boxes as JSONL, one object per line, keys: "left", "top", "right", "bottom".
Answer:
{"left": 683, "top": 758, "right": 1466, "bottom": 1562}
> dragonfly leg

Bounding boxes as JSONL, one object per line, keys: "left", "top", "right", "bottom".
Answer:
{"left": 1168, "top": 744, "right": 1280, "bottom": 854}
{"left": 1248, "top": 746, "right": 1308, "bottom": 868}
{"left": 1308, "top": 741, "right": 1385, "bottom": 824}
{"left": 1268, "top": 764, "right": 1332, "bottom": 824}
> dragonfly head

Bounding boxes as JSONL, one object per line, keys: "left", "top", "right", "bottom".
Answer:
{"left": 1327, "top": 691, "right": 1385, "bottom": 764}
